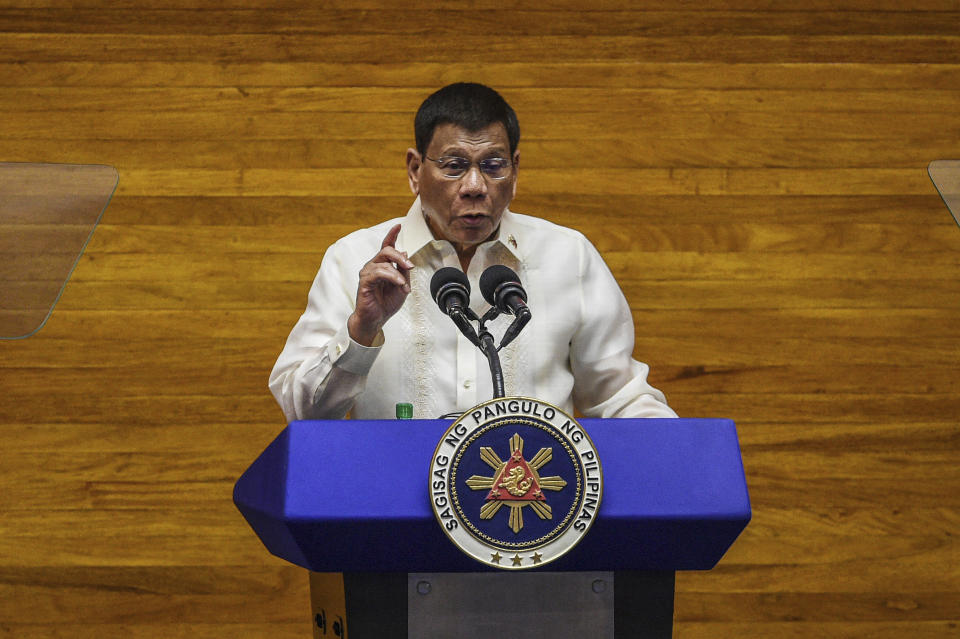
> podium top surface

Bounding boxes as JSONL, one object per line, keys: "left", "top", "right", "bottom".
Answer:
{"left": 234, "top": 418, "right": 751, "bottom": 572}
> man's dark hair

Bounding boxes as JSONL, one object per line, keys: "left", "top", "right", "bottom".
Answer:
{"left": 414, "top": 83, "right": 520, "bottom": 157}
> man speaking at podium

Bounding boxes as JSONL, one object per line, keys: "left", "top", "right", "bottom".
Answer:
{"left": 270, "top": 83, "right": 677, "bottom": 423}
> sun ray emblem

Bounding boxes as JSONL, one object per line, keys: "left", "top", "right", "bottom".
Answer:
{"left": 464, "top": 433, "right": 567, "bottom": 533}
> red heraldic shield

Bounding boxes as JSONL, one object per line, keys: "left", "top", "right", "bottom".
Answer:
{"left": 487, "top": 448, "right": 545, "bottom": 502}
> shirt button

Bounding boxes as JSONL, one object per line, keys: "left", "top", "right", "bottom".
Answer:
{"left": 463, "top": 380, "right": 472, "bottom": 389}
{"left": 335, "top": 343, "right": 343, "bottom": 355}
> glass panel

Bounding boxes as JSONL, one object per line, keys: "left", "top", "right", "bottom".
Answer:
{"left": 928, "top": 160, "right": 960, "bottom": 229}
{"left": 0, "top": 162, "right": 118, "bottom": 339}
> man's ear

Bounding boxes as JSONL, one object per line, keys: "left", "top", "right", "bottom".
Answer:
{"left": 406, "top": 148, "right": 422, "bottom": 195}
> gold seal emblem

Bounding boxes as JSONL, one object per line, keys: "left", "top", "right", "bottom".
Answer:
{"left": 466, "top": 432, "right": 567, "bottom": 533}
{"left": 430, "top": 397, "right": 603, "bottom": 570}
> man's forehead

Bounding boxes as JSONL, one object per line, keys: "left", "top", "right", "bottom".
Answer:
{"left": 428, "top": 122, "right": 510, "bottom": 154}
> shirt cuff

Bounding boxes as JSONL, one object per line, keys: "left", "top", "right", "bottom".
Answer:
{"left": 326, "top": 324, "right": 383, "bottom": 376}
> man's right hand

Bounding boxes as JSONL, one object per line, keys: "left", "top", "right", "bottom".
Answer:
{"left": 347, "top": 223, "right": 414, "bottom": 346}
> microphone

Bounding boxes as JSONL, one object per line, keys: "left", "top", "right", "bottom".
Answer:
{"left": 479, "top": 265, "right": 528, "bottom": 316}
{"left": 430, "top": 267, "right": 470, "bottom": 315}
{"left": 430, "top": 267, "right": 480, "bottom": 347}
{"left": 479, "top": 265, "right": 531, "bottom": 349}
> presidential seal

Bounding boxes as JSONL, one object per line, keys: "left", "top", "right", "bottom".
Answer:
{"left": 429, "top": 397, "right": 603, "bottom": 570}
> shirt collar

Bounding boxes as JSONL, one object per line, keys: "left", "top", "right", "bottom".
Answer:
{"left": 398, "top": 196, "right": 525, "bottom": 262}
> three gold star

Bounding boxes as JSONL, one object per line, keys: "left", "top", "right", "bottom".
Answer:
{"left": 491, "top": 551, "right": 544, "bottom": 566}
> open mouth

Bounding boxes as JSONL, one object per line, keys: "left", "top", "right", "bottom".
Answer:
{"left": 459, "top": 214, "right": 488, "bottom": 226}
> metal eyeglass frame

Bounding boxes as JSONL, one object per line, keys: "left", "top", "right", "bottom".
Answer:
{"left": 424, "top": 155, "right": 513, "bottom": 180}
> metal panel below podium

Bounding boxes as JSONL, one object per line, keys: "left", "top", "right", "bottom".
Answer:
{"left": 310, "top": 571, "right": 675, "bottom": 638}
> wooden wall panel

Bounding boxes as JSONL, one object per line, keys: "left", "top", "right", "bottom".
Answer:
{"left": 1, "top": 2, "right": 959, "bottom": 638}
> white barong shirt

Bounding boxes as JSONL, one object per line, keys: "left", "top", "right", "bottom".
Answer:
{"left": 269, "top": 198, "right": 677, "bottom": 422}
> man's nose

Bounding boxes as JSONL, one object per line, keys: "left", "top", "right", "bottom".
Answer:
{"left": 459, "top": 165, "right": 487, "bottom": 196}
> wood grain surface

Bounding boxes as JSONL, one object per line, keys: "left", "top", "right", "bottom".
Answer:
{"left": 1, "top": 2, "right": 958, "bottom": 637}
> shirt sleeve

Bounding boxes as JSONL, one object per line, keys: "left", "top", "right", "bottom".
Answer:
{"left": 268, "top": 240, "right": 383, "bottom": 422}
{"left": 569, "top": 237, "right": 678, "bottom": 419}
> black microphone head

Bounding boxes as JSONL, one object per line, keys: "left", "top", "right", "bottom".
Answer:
{"left": 479, "top": 265, "right": 527, "bottom": 312}
{"left": 430, "top": 267, "right": 471, "bottom": 313}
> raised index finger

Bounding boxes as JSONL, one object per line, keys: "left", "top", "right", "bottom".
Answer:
{"left": 373, "top": 223, "right": 413, "bottom": 270}
{"left": 381, "top": 223, "right": 402, "bottom": 250}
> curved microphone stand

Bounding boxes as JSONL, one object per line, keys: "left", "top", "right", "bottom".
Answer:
{"left": 476, "top": 307, "right": 506, "bottom": 399}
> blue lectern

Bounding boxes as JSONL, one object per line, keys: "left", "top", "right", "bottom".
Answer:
{"left": 235, "top": 418, "right": 750, "bottom": 638}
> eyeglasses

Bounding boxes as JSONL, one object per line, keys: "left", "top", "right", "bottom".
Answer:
{"left": 424, "top": 155, "right": 513, "bottom": 180}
